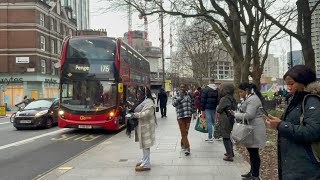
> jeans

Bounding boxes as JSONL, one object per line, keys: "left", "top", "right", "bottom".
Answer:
{"left": 247, "top": 148, "right": 260, "bottom": 177}
{"left": 205, "top": 109, "right": 216, "bottom": 139}
{"left": 177, "top": 117, "right": 191, "bottom": 149}
{"left": 139, "top": 148, "right": 151, "bottom": 168}
{"left": 223, "top": 138, "right": 233, "bottom": 155}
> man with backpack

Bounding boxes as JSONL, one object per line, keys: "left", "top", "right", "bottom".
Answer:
{"left": 200, "top": 78, "right": 219, "bottom": 142}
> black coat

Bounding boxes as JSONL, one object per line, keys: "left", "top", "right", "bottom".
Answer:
{"left": 277, "top": 88, "right": 320, "bottom": 180}
{"left": 200, "top": 85, "right": 219, "bottom": 111}
{"left": 157, "top": 91, "right": 167, "bottom": 108}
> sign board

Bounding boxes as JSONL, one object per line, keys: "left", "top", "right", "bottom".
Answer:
{"left": 16, "top": 57, "right": 30, "bottom": 63}
{"left": 27, "top": 68, "right": 35, "bottom": 72}
{"left": 0, "top": 106, "right": 6, "bottom": 116}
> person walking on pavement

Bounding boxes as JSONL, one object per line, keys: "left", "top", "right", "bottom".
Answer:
{"left": 216, "top": 83, "right": 237, "bottom": 161}
{"left": 193, "top": 87, "right": 202, "bottom": 114}
{"left": 15, "top": 95, "right": 32, "bottom": 107}
{"left": 131, "top": 87, "right": 157, "bottom": 172}
{"left": 172, "top": 84, "right": 196, "bottom": 156}
{"left": 157, "top": 88, "right": 168, "bottom": 118}
{"left": 200, "top": 78, "right": 219, "bottom": 142}
{"left": 265, "top": 65, "right": 320, "bottom": 180}
{"left": 229, "top": 83, "right": 266, "bottom": 180}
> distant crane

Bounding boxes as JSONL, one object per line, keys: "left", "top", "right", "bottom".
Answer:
{"left": 128, "top": 0, "right": 149, "bottom": 47}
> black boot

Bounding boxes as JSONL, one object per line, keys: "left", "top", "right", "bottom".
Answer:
{"left": 241, "top": 172, "right": 252, "bottom": 178}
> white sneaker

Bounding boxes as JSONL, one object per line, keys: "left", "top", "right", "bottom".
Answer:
{"left": 205, "top": 138, "right": 213, "bottom": 142}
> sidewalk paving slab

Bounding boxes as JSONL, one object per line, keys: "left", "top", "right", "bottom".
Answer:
{"left": 39, "top": 103, "right": 249, "bottom": 180}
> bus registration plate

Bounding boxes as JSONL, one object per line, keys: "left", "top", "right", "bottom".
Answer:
{"left": 78, "top": 125, "right": 92, "bottom": 129}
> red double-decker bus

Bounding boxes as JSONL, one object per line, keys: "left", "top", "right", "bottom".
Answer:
{"left": 58, "top": 36, "right": 150, "bottom": 130}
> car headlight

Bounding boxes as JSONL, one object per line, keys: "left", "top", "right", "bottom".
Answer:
{"left": 35, "top": 110, "right": 48, "bottom": 117}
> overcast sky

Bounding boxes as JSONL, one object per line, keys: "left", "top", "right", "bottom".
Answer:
{"left": 89, "top": 0, "right": 301, "bottom": 60}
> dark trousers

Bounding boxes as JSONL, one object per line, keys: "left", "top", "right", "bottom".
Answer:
{"left": 160, "top": 107, "right": 166, "bottom": 117}
{"left": 247, "top": 148, "right": 261, "bottom": 177}
{"left": 178, "top": 117, "right": 191, "bottom": 149}
{"left": 223, "top": 138, "right": 233, "bottom": 156}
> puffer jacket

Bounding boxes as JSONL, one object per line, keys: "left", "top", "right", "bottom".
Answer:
{"left": 277, "top": 81, "right": 320, "bottom": 180}
{"left": 200, "top": 84, "right": 219, "bottom": 111}
{"left": 172, "top": 93, "right": 195, "bottom": 119}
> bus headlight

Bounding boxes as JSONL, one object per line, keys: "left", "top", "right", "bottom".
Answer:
{"left": 59, "top": 110, "right": 65, "bottom": 118}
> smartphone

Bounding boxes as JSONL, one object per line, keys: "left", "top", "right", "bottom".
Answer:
{"left": 259, "top": 107, "right": 268, "bottom": 116}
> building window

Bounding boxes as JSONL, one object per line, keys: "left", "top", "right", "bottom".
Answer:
{"left": 50, "top": 18, "right": 54, "bottom": 30}
{"left": 62, "top": 25, "right": 66, "bottom": 37}
{"left": 57, "top": 21, "right": 60, "bottom": 33}
{"left": 40, "top": 13, "right": 45, "bottom": 26}
{"left": 41, "top": 60, "right": 46, "bottom": 74}
{"left": 69, "top": 29, "right": 72, "bottom": 36}
{"left": 52, "top": 62, "right": 55, "bottom": 75}
{"left": 40, "top": 36, "right": 45, "bottom": 51}
{"left": 57, "top": 40, "right": 61, "bottom": 55}
{"left": 51, "top": 40, "right": 55, "bottom": 54}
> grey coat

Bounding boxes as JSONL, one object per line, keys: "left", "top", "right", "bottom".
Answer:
{"left": 133, "top": 98, "right": 157, "bottom": 149}
{"left": 277, "top": 82, "right": 320, "bottom": 180}
{"left": 234, "top": 94, "right": 266, "bottom": 148}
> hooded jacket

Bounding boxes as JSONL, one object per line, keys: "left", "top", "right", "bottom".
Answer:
{"left": 216, "top": 83, "right": 237, "bottom": 138}
{"left": 200, "top": 84, "right": 219, "bottom": 111}
{"left": 277, "top": 81, "right": 320, "bottom": 180}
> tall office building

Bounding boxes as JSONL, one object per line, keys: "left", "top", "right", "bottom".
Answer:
{"left": 310, "top": 0, "right": 320, "bottom": 77}
{"left": 262, "top": 54, "right": 280, "bottom": 78}
{"left": 61, "top": 0, "right": 90, "bottom": 30}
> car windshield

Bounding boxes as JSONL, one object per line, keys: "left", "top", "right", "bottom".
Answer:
{"left": 24, "top": 100, "right": 53, "bottom": 110}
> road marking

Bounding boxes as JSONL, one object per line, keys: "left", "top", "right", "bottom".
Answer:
{"left": 51, "top": 134, "right": 102, "bottom": 142}
{"left": 0, "top": 129, "right": 68, "bottom": 151}
{"left": 0, "top": 122, "right": 10, "bottom": 125}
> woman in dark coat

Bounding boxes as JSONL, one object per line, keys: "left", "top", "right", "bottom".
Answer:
{"left": 266, "top": 65, "right": 320, "bottom": 180}
{"left": 216, "top": 83, "right": 237, "bottom": 161}
{"left": 193, "top": 87, "right": 202, "bottom": 114}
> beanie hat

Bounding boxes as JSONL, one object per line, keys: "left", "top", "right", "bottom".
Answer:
{"left": 283, "top": 65, "right": 316, "bottom": 86}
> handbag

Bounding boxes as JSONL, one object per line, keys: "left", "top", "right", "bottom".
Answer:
{"left": 155, "top": 106, "right": 159, "bottom": 112}
{"left": 194, "top": 115, "right": 208, "bottom": 133}
{"left": 230, "top": 115, "right": 253, "bottom": 145}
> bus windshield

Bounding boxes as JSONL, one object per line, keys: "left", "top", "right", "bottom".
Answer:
{"left": 60, "top": 80, "right": 117, "bottom": 111}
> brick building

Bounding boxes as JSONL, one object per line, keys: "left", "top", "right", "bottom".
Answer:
{"left": 0, "top": 0, "right": 76, "bottom": 107}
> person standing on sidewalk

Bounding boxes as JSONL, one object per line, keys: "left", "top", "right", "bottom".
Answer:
{"left": 193, "top": 87, "right": 202, "bottom": 114}
{"left": 157, "top": 87, "right": 168, "bottom": 118}
{"left": 200, "top": 78, "right": 219, "bottom": 142}
{"left": 172, "top": 84, "right": 196, "bottom": 156}
{"left": 131, "top": 87, "right": 157, "bottom": 172}
{"left": 265, "top": 65, "right": 320, "bottom": 180}
{"left": 229, "top": 83, "right": 266, "bottom": 180}
{"left": 216, "top": 83, "right": 237, "bottom": 161}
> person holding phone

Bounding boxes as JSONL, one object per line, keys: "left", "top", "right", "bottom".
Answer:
{"left": 264, "top": 65, "right": 320, "bottom": 180}
{"left": 229, "top": 83, "right": 266, "bottom": 180}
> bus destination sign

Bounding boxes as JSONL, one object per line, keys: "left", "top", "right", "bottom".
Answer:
{"left": 69, "top": 64, "right": 113, "bottom": 74}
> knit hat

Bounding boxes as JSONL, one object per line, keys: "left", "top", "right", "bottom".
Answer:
{"left": 283, "top": 65, "right": 316, "bottom": 86}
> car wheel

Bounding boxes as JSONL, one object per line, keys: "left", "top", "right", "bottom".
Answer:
{"left": 45, "top": 118, "right": 53, "bottom": 129}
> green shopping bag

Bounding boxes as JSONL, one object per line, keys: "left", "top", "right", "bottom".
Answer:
{"left": 194, "top": 116, "right": 208, "bottom": 133}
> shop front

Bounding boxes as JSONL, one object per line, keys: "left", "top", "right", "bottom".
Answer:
{"left": 0, "top": 75, "right": 59, "bottom": 109}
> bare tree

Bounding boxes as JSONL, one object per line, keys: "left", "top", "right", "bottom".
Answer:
{"left": 249, "top": 0, "right": 320, "bottom": 71}
{"left": 102, "top": 0, "right": 290, "bottom": 87}
{"left": 175, "top": 20, "right": 222, "bottom": 86}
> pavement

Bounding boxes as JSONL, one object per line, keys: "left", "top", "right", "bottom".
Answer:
{"left": 39, "top": 102, "right": 250, "bottom": 180}
{"left": 0, "top": 111, "right": 16, "bottom": 118}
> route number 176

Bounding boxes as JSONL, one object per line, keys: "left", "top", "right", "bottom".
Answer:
{"left": 101, "top": 65, "right": 110, "bottom": 73}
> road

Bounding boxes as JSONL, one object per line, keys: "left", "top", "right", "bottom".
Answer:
{"left": 0, "top": 117, "right": 117, "bottom": 180}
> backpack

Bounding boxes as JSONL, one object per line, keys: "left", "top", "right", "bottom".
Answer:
{"left": 300, "top": 94, "right": 320, "bottom": 162}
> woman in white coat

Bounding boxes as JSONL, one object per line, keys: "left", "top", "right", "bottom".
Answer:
{"left": 132, "top": 87, "right": 157, "bottom": 171}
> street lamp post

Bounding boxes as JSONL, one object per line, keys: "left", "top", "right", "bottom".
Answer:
{"left": 160, "top": 4, "right": 165, "bottom": 88}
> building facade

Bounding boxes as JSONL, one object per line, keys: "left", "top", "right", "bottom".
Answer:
{"left": 310, "top": 0, "right": 320, "bottom": 77}
{"left": 262, "top": 54, "right": 280, "bottom": 78}
{"left": 287, "top": 50, "right": 304, "bottom": 68}
{"left": 0, "top": 0, "right": 76, "bottom": 107}
{"left": 61, "top": 0, "right": 90, "bottom": 30}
